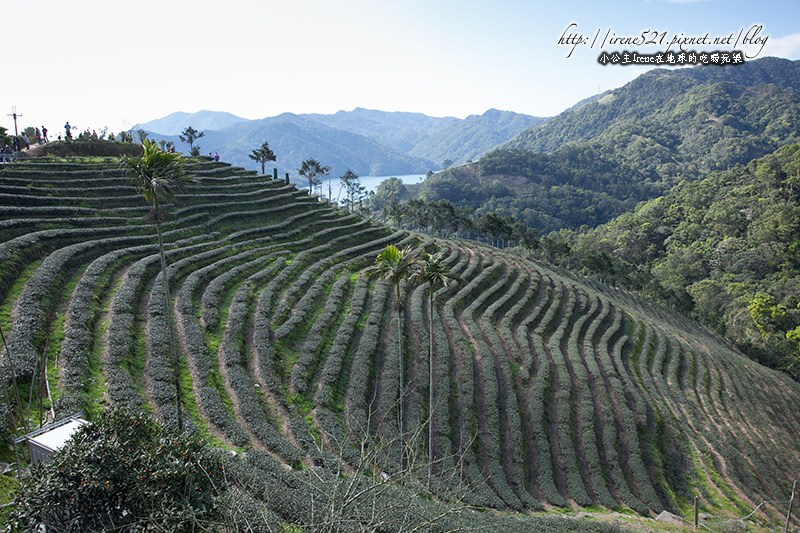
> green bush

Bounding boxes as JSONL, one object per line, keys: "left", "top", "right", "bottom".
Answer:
{"left": 10, "top": 408, "right": 225, "bottom": 532}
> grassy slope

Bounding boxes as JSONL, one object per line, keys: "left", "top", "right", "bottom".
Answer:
{"left": 1, "top": 154, "right": 799, "bottom": 531}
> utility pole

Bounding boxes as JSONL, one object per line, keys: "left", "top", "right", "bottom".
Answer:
{"left": 7, "top": 106, "right": 22, "bottom": 136}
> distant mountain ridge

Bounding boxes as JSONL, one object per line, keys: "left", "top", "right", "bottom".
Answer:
{"left": 412, "top": 56, "right": 800, "bottom": 232}
{"left": 304, "top": 107, "right": 547, "bottom": 166}
{"left": 200, "top": 112, "right": 438, "bottom": 180}
{"left": 503, "top": 56, "right": 800, "bottom": 153}
{"left": 135, "top": 110, "right": 248, "bottom": 136}
{"left": 136, "top": 108, "right": 547, "bottom": 179}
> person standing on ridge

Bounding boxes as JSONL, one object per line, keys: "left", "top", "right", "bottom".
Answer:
{"left": 65, "top": 122, "right": 72, "bottom": 140}
{"left": 41, "top": 126, "right": 49, "bottom": 143}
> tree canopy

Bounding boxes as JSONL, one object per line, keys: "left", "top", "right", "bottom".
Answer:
{"left": 179, "top": 126, "right": 205, "bottom": 157}
{"left": 298, "top": 158, "right": 330, "bottom": 196}
{"left": 248, "top": 141, "right": 277, "bottom": 175}
{"left": 544, "top": 143, "right": 800, "bottom": 378}
{"left": 11, "top": 408, "right": 225, "bottom": 532}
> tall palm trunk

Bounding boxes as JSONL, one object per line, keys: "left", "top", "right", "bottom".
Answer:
{"left": 154, "top": 196, "right": 183, "bottom": 432}
{"left": 427, "top": 284, "right": 434, "bottom": 489}
{"left": 396, "top": 282, "right": 405, "bottom": 469}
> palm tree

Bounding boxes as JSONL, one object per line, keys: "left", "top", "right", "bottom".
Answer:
{"left": 121, "top": 139, "right": 193, "bottom": 431}
{"left": 365, "top": 244, "right": 417, "bottom": 467}
{"left": 249, "top": 141, "right": 277, "bottom": 175}
{"left": 411, "top": 249, "right": 463, "bottom": 488}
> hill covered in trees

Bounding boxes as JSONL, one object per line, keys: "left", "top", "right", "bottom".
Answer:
{"left": 503, "top": 56, "right": 800, "bottom": 156}
{"left": 538, "top": 142, "right": 800, "bottom": 381}
{"left": 413, "top": 57, "right": 800, "bottom": 232}
{"left": 2, "top": 155, "right": 799, "bottom": 530}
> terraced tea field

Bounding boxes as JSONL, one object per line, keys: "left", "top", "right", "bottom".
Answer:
{"left": 2, "top": 158, "right": 799, "bottom": 524}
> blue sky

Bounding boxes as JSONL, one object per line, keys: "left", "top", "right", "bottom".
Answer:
{"left": 3, "top": 0, "right": 799, "bottom": 137}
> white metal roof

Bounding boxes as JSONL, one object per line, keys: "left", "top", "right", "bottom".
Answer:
{"left": 28, "top": 418, "right": 87, "bottom": 453}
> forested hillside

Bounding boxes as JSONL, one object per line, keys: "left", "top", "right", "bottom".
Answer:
{"left": 539, "top": 142, "right": 800, "bottom": 380}
{"left": 2, "top": 154, "right": 799, "bottom": 530}
{"left": 411, "top": 57, "right": 800, "bottom": 232}
{"left": 503, "top": 56, "right": 800, "bottom": 156}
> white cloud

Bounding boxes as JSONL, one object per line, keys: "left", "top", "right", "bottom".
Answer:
{"left": 763, "top": 33, "right": 800, "bottom": 60}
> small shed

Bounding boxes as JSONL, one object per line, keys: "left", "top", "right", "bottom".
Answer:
{"left": 15, "top": 415, "right": 88, "bottom": 465}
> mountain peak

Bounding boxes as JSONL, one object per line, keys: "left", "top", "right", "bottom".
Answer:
{"left": 135, "top": 110, "right": 248, "bottom": 135}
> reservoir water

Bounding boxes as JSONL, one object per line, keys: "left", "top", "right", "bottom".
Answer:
{"left": 291, "top": 174, "right": 426, "bottom": 197}
{"left": 360, "top": 174, "right": 426, "bottom": 193}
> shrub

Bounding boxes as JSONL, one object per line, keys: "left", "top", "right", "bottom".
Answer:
{"left": 316, "top": 277, "right": 369, "bottom": 407}
{"left": 10, "top": 407, "right": 225, "bottom": 532}
{"left": 346, "top": 281, "right": 389, "bottom": 436}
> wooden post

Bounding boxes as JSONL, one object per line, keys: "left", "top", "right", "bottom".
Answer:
{"left": 273, "top": 168, "right": 278, "bottom": 180}
{"left": 694, "top": 495, "right": 699, "bottom": 529}
{"left": 787, "top": 480, "right": 797, "bottom": 533}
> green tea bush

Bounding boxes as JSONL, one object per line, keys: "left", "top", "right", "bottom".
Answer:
{"left": 223, "top": 344, "right": 303, "bottom": 464}
{"left": 290, "top": 269, "right": 347, "bottom": 394}
{"left": 5, "top": 240, "right": 99, "bottom": 380}
{"left": 104, "top": 254, "right": 163, "bottom": 404}
{"left": 315, "top": 277, "right": 369, "bottom": 407}
{"left": 177, "top": 268, "right": 249, "bottom": 447}
{"left": 197, "top": 250, "right": 277, "bottom": 329}
{"left": 250, "top": 278, "right": 286, "bottom": 404}
{"left": 549, "top": 289, "right": 593, "bottom": 507}
{"left": 276, "top": 268, "right": 336, "bottom": 343}
{"left": 569, "top": 295, "right": 618, "bottom": 509}
{"left": 346, "top": 281, "right": 389, "bottom": 435}
{"left": 459, "top": 262, "right": 527, "bottom": 509}
{"left": 58, "top": 243, "right": 154, "bottom": 407}
{"left": 590, "top": 314, "right": 648, "bottom": 514}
